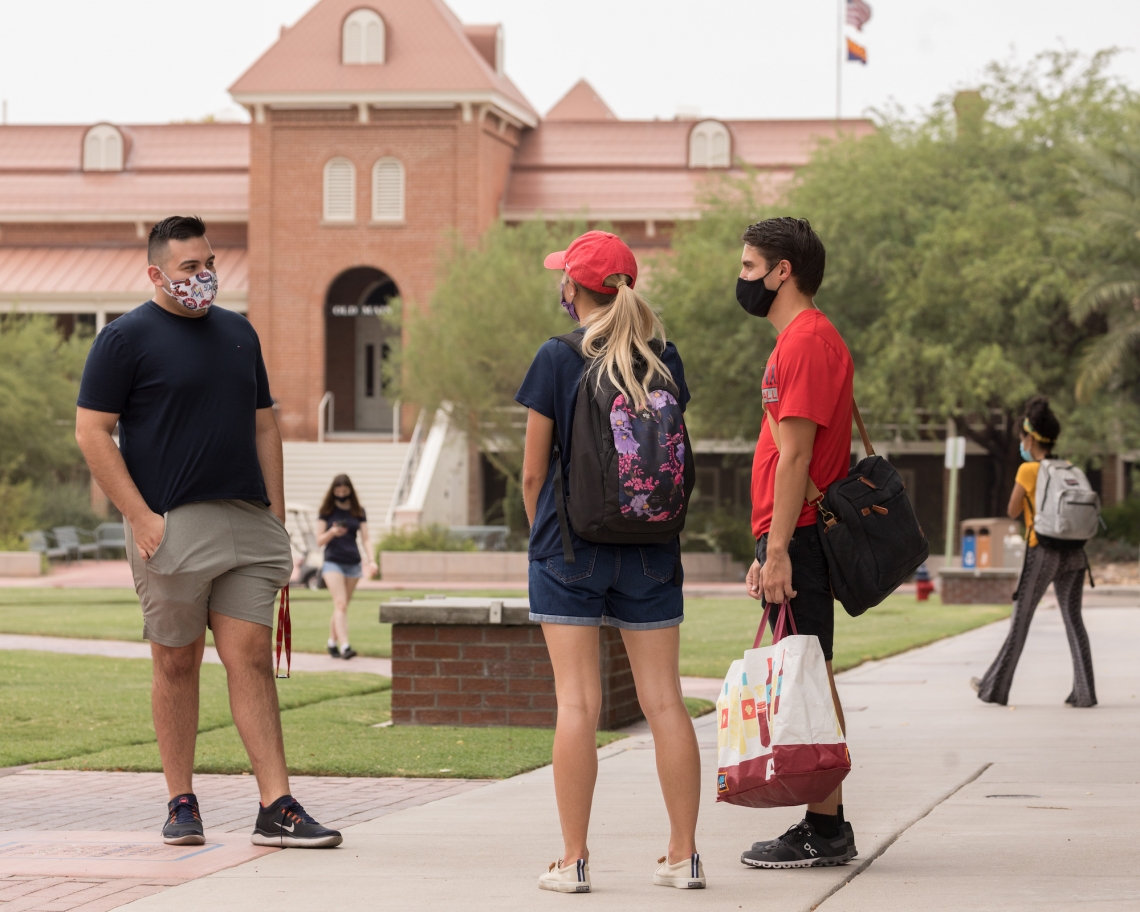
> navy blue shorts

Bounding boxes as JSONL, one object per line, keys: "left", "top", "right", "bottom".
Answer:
{"left": 528, "top": 545, "right": 684, "bottom": 630}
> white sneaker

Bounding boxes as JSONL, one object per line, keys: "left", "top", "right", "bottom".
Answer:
{"left": 653, "top": 853, "right": 706, "bottom": 889}
{"left": 538, "top": 858, "right": 590, "bottom": 893}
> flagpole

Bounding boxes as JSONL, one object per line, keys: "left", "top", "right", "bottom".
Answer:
{"left": 836, "top": 0, "right": 843, "bottom": 122}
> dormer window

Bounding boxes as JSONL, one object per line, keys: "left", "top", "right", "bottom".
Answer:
{"left": 83, "top": 124, "right": 124, "bottom": 172}
{"left": 688, "top": 120, "right": 731, "bottom": 169}
{"left": 342, "top": 8, "right": 385, "bottom": 65}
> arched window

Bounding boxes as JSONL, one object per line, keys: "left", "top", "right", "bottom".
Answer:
{"left": 688, "top": 120, "right": 731, "bottom": 168}
{"left": 342, "top": 8, "right": 385, "bottom": 65}
{"left": 323, "top": 158, "right": 356, "bottom": 222}
{"left": 83, "top": 124, "right": 124, "bottom": 171}
{"left": 372, "top": 157, "right": 405, "bottom": 222}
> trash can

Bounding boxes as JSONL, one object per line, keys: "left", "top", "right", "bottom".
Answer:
{"left": 960, "top": 518, "right": 1023, "bottom": 568}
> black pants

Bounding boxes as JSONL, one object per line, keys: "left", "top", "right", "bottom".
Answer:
{"left": 757, "top": 524, "right": 835, "bottom": 660}
{"left": 978, "top": 545, "right": 1096, "bottom": 707}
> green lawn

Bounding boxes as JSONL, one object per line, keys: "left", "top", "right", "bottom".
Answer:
{"left": 0, "top": 589, "right": 1010, "bottom": 680}
{"left": 678, "top": 593, "right": 1011, "bottom": 678}
{"left": 4, "top": 650, "right": 622, "bottom": 778}
{"left": 1, "top": 650, "right": 385, "bottom": 768}
{"left": 0, "top": 588, "right": 526, "bottom": 659}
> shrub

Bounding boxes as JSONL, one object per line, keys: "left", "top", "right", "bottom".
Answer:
{"left": 377, "top": 524, "right": 478, "bottom": 553}
{"left": 1100, "top": 498, "right": 1140, "bottom": 546}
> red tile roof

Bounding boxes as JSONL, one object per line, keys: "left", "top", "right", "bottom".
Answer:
{"left": 545, "top": 81, "right": 617, "bottom": 122}
{"left": 0, "top": 124, "right": 249, "bottom": 172}
{"left": 0, "top": 246, "right": 248, "bottom": 295}
{"left": 0, "top": 123, "right": 249, "bottom": 221}
{"left": 503, "top": 118, "right": 874, "bottom": 219}
{"left": 0, "top": 173, "right": 248, "bottom": 221}
{"left": 512, "top": 119, "right": 875, "bottom": 170}
{"left": 229, "top": 0, "right": 537, "bottom": 124}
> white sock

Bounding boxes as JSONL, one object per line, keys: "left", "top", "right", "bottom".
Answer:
{"left": 328, "top": 638, "right": 337, "bottom": 648}
{"left": 340, "top": 642, "right": 350, "bottom": 651}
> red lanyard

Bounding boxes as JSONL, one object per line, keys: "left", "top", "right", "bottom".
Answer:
{"left": 275, "top": 585, "right": 291, "bottom": 679}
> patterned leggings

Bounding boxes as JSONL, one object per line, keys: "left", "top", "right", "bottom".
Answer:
{"left": 977, "top": 545, "right": 1096, "bottom": 707}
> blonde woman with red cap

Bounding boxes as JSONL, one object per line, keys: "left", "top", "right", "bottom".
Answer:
{"left": 517, "top": 231, "right": 704, "bottom": 892}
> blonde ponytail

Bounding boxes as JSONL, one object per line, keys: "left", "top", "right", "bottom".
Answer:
{"left": 580, "top": 274, "right": 674, "bottom": 410}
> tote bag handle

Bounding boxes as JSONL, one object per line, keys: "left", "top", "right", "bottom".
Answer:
{"left": 753, "top": 600, "right": 799, "bottom": 649}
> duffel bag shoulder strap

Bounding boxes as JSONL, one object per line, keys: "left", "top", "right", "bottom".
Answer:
{"left": 764, "top": 399, "right": 874, "bottom": 505}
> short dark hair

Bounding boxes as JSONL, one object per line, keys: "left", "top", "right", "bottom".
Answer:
{"left": 741, "top": 217, "right": 826, "bottom": 296}
{"left": 1023, "top": 396, "right": 1060, "bottom": 451}
{"left": 148, "top": 215, "right": 207, "bottom": 266}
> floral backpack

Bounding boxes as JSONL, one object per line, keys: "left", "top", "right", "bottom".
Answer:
{"left": 549, "top": 333, "right": 695, "bottom": 563}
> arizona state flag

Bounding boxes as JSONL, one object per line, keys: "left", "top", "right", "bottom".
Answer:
{"left": 846, "top": 37, "right": 868, "bottom": 64}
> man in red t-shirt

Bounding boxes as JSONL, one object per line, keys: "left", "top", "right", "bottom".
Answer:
{"left": 735, "top": 218, "right": 857, "bottom": 869}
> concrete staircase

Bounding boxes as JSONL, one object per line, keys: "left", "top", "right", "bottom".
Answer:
{"left": 282, "top": 441, "right": 410, "bottom": 527}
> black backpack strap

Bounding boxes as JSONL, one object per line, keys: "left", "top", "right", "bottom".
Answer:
{"left": 550, "top": 434, "right": 576, "bottom": 565}
{"left": 551, "top": 332, "right": 586, "bottom": 356}
{"left": 548, "top": 334, "right": 585, "bottom": 565}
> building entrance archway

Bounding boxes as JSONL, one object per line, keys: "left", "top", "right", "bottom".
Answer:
{"left": 325, "top": 267, "right": 398, "bottom": 433}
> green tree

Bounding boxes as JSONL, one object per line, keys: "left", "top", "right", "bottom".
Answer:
{"left": 654, "top": 51, "right": 1140, "bottom": 516}
{"left": 0, "top": 315, "right": 92, "bottom": 546}
{"left": 397, "top": 220, "right": 586, "bottom": 531}
{"left": 1069, "top": 108, "right": 1140, "bottom": 403}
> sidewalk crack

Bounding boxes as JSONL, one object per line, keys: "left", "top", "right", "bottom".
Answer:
{"left": 807, "top": 762, "right": 993, "bottom": 912}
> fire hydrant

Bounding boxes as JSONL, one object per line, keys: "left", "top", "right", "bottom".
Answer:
{"left": 915, "top": 563, "right": 935, "bottom": 601}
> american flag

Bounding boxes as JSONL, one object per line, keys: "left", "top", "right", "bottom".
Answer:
{"left": 846, "top": 0, "right": 872, "bottom": 31}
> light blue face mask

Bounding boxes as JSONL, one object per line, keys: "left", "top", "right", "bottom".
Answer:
{"left": 1019, "top": 443, "right": 1033, "bottom": 462}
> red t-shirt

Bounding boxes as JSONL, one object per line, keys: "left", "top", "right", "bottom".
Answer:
{"left": 751, "top": 309, "right": 854, "bottom": 538}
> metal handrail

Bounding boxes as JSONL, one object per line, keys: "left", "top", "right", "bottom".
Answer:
{"left": 384, "top": 408, "right": 427, "bottom": 530}
{"left": 317, "top": 391, "right": 334, "bottom": 443}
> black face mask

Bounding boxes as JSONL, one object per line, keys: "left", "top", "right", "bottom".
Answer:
{"left": 736, "top": 265, "right": 783, "bottom": 318}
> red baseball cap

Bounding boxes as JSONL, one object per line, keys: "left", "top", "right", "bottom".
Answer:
{"left": 543, "top": 230, "right": 638, "bottom": 296}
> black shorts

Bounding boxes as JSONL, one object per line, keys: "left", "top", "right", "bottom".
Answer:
{"left": 757, "top": 524, "right": 835, "bottom": 661}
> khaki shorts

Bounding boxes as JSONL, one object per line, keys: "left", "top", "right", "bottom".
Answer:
{"left": 125, "top": 499, "right": 292, "bottom": 648}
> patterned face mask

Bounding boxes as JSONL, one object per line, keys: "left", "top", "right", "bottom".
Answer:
{"left": 161, "top": 269, "right": 217, "bottom": 312}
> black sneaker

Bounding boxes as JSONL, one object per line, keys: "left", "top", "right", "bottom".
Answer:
{"left": 340, "top": 646, "right": 357, "bottom": 660}
{"left": 751, "top": 819, "right": 857, "bottom": 858}
{"left": 741, "top": 819, "right": 850, "bottom": 868}
{"left": 163, "top": 793, "right": 205, "bottom": 846}
{"left": 251, "top": 795, "right": 343, "bottom": 848}
{"left": 327, "top": 644, "right": 341, "bottom": 658}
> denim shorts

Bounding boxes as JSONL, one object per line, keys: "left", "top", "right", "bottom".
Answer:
{"left": 528, "top": 545, "right": 684, "bottom": 630}
{"left": 322, "top": 561, "right": 362, "bottom": 579}
{"left": 757, "top": 524, "right": 834, "bottom": 660}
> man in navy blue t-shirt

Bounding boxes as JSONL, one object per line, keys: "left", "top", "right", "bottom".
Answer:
{"left": 75, "top": 216, "right": 340, "bottom": 849}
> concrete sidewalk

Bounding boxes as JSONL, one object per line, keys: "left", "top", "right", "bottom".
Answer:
{"left": 111, "top": 604, "right": 1138, "bottom": 912}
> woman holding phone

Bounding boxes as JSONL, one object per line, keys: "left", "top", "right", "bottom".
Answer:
{"left": 317, "top": 474, "right": 376, "bottom": 660}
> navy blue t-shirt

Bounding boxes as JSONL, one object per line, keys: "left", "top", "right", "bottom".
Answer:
{"left": 77, "top": 302, "right": 274, "bottom": 515}
{"left": 515, "top": 330, "right": 690, "bottom": 561}
{"left": 319, "top": 507, "right": 366, "bottom": 565}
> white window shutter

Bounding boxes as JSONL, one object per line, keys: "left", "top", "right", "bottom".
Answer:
{"left": 324, "top": 158, "right": 356, "bottom": 221}
{"left": 710, "top": 130, "right": 729, "bottom": 167}
{"left": 689, "top": 121, "right": 730, "bottom": 169}
{"left": 343, "top": 9, "right": 385, "bottom": 65}
{"left": 83, "top": 124, "right": 124, "bottom": 171}
{"left": 690, "top": 130, "right": 708, "bottom": 168}
{"left": 364, "top": 20, "right": 383, "bottom": 63}
{"left": 343, "top": 22, "right": 362, "bottom": 64}
{"left": 372, "top": 158, "right": 405, "bottom": 222}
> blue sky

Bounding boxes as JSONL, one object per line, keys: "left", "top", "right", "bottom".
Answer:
{"left": 1, "top": 0, "right": 1136, "bottom": 124}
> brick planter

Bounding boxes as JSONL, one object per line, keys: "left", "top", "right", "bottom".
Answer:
{"left": 939, "top": 568, "right": 1019, "bottom": 605}
{"left": 381, "top": 598, "right": 642, "bottom": 729}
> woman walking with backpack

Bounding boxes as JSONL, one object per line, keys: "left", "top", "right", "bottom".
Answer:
{"left": 973, "top": 397, "right": 1096, "bottom": 707}
{"left": 517, "top": 231, "right": 704, "bottom": 893}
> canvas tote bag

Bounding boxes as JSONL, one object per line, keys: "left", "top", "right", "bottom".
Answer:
{"left": 715, "top": 602, "right": 850, "bottom": 808}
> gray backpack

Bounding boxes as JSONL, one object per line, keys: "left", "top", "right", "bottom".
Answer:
{"left": 1033, "top": 459, "right": 1100, "bottom": 549}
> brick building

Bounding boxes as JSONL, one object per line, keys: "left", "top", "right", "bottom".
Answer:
{"left": 19, "top": 0, "right": 1097, "bottom": 534}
